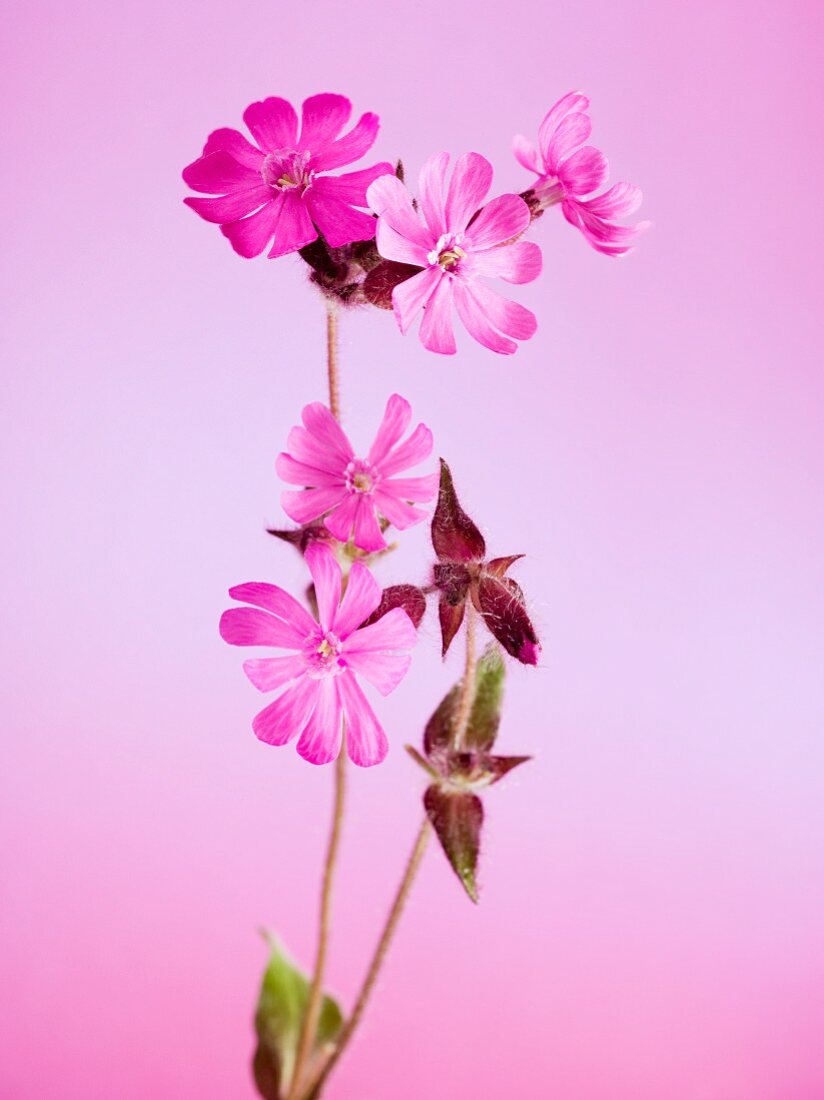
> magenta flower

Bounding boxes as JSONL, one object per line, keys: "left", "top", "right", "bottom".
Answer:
{"left": 366, "top": 154, "right": 542, "bottom": 356}
{"left": 277, "top": 394, "right": 438, "bottom": 553}
{"left": 513, "top": 92, "right": 648, "bottom": 256}
{"left": 183, "top": 93, "right": 392, "bottom": 259}
{"left": 219, "top": 542, "right": 417, "bottom": 766}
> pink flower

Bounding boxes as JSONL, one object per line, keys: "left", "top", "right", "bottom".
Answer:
{"left": 219, "top": 542, "right": 417, "bottom": 766}
{"left": 183, "top": 93, "right": 392, "bottom": 259}
{"left": 277, "top": 394, "right": 438, "bottom": 553}
{"left": 513, "top": 92, "right": 649, "bottom": 256}
{"left": 366, "top": 154, "right": 542, "bottom": 356}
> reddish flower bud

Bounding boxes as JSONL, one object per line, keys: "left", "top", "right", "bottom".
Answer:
{"left": 424, "top": 785, "right": 483, "bottom": 903}
{"left": 362, "top": 584, "right": 427, "bottom": 629}
{"left": 431, "top": 459, "right": 486, "bottom": 564}
{"left": 362, "top": 260, "right": 421, "bottom": 310}
{"left": 475, "top": 574, "right": 541, "bottom": 665}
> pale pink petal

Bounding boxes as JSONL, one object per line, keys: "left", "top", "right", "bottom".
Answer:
{"left": 304, "top": 189, "right": 376, "bottom": 247}
{"left": 305, "top": 542, "right": 342, "bottom": 632}
{"left": 221, "top": 199, "right": 282, "bottom": 257}
{"left": 268, "top": 190, "right": 317, "bottom": 257}
{"left": 344, "top": 606, "right": 417, "bottom": 659}
{"left": 457, "top": 280, "right": 536, "bottom": 346}
{"left": 332, "top": 560, "right": 382, "bottom": 638}
{"left": 228, "top": 582, "right": 316, "bottom": 636}
{"left": 243, "top": 654, "right": 307, "bottom": 691}
{"left": 220, "top": 607, "right": 307, "bottom": 649}
{"left": 286, "top": 425, "right": 350, "bottom": 476}
{"left": 512, "top": 134, "right": 542, "bottom": 174}
{"left": 183, "top": 151, "right": 262, "bottom": 193}
{"left": 544, "top": 112, "right": 592, "bottom": 173}
{"left": 298, "top": 93, "right": 351, "bottom": 151}
{"left": 379, "top": 423, "right": 434, "bottom": 477}
{"left": 311, "top": 112, "right": 380, "bottom": 172}
{"left": 465, "top": 193, "right": 530, "bottom": 250}
{"left": 281, "top": 486, "right": 348, "bottom": 526}
{"left": 558, "top": 146, "right": 608, "bottom": 197}
{"left": 345, "top": 649, "right": 412, "bottom": 696}
{"left": 301, "top": 403, "right": 355, "bottom": 466}
{"left": 472, "top": 241, "right": 542, "bottom": 284}
{"left": 537, "top": 91, "right": 590, "bottom": 163}
{"left": 252, "top": 676, "right": 318, "bottom": 746}
{"left": 367, "top": 175, "right": 433, "bottom": 250}
{"left": 312, "top": 163, "right": 392, "bottom": 206}
{"left": 375, "top": 219, "right": 429, "bottom": 267}
{"left": 380, "top": 473, "right": 439, "bottom": 501}
{"left": 373, "top": 491, "right": 426, "bottom": 530}
{"left": 337, "top": 672, "right": 389, "bottom": 766}
{"left": 323, "top": 494, "right": 359, "bottom": 542}
{"left": 203, "top": 127, "right": 264, "bottom": 169}
{"left": 184, "top": 186, "right": 270, "bottom": 224}
{"left": 353, "top": 497, "right": 386, "bottom": 553}
{"left": 418, "top": 152, "right": 450, "bottom": 237}
{"left": 419, "top": 276, "right": 456, "bottom": 355}
{"left": 367, "top": 394, "right": 412, "bottom": 466}
{"left": 296, "top": 677, "right": 343, "bottom": 764}
{"left": 563, "top": 198, "right": 650, "bottom": 255}
{"left": 276, "top": 452, "right": 345, "bottom": 488}
{"left": 453, "top": 282, "right": 517, "bottom": 355}
{"left": 392, "top": 267, "right": 441, "bottom": 333}
{"left": 444, "top": 153, "right": 493, "bottom": 233}
{"left": 243, "top": 97, "right": 299, "bottom": 153}
{"left": 581, "top": 181, "right": 643, "bottom": 219}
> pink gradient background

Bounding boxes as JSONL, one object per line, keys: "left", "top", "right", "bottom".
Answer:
{"left": 2, "top": 1, "right": 823, "bottom": 1097}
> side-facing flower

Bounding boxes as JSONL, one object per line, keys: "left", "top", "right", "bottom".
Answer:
{"left": 366, "top": 153, "right": 542, "bottom": 355}
{"left": 277, "top": 394, "right": 438, "bottom": 553}
{"left": 183, "top": 93, "right": 392, "bottom": 259}
{"left": 432, "top": 460, "right": 541, "bottom": 664}
{"left": 219, "top": 542, "right": 417, "bottom": 766}
{"left": 513, "top": 92, "right": 648, "bottom": 256}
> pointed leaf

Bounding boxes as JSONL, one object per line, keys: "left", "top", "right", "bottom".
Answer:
{"left": 267, "top": 522, "right": 333, "bottom": 554}
{"left": 362, "top": 260, "right": 422, "bottom": 310}
{"left": 485, "top": 754, "right": 532, "bottom": 784}
{"left": 438, "top": 593, "right": 466, "bottom": 657}
{"left": 464, "top": 644, "right": 506, "bottom": 751}
{"left": 362, "top": 584, "right": 427, "bottom": 629}
{"left": 253, "top": 934, "right": 343, "bottom": 1100}
{"left": 431, "top": 460, "right": 486, "bottom": 564}
{"left": 486, "top": 554, "right": 524, "bottom": 578}
{"left": 476, "top": 574, "right": 541, "bottom": 665}
{"left": 424, "top": 786, "right": 483, "bottom": 903}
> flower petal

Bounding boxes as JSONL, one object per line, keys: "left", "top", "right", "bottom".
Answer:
{"left": 184, "top": 186, "right": 270, "bottom": 224}
{"left": 268, "top": 190, "right": 317, "bottom": 257}
{"left": 444, "top": 153, "right": 493, "bottom": 233}
{"left": 183, "top": 151, "right": 262, "bottom": 193}
{"left": 301, "top": 403, "right": 354, "bottom": 464}
{"left": 392, "top": 267, "right": 441, "bottom": 334}
{"left": 512, "top": 134, "right": 542, "bottom": 174}
{"left": 379, "top": 423, "right": 434, "bottom": 477}
{"left": 544, "top": 111, "right": 591, "bottom": 173}
{"left": 305, "top": 542, "right": 342, "bottom": 632}
{"left": 453, "top": 282, "right": 518, "bottom": 355}
{"left": 296, "top": 677, "right": 343, "bottom": 764}
{"left": 243, "top": 97, "right": 298, "bottom": 153}
{"left": 275, "top": 452, "right": 344, "bottom": 488}
{"left": 352, "top": 497, "right": 386, "bottom": 552}
{"left": 252, "top": 676, "right": 318, "bottom": 746}
{"left": 243, "top": 654, "right": 307, "bottom": 691}
{"left": 465, "top": 193, "right": 530, "bottom": 250}
{"left": 304, "top": 189, "right": 377, "bottom": 248}
{"left": 228, "top": 582, "right": 316, "bottom": 636}
{"left": 337, "top": 672, "right": 389, "bottom": 767}
{"left": 312, "top": 162, "right": 393, "bottom": 206}
{"left": 581, "top": 181, "right": 643, "bottom": 219}
{"left": 376, "top": 220, "right": 429, "bottom": 268}
{"left": 380, "top": 473, "right": 439, "bottom": 501}
{"left": 203, "top": 127, "right": 264, "bottom": 168}
{"left": 558, "top": 146, "right": 608, "bottom": 197}
{"left": 286, "top": 425, "right": 349, "bottom": 476}
{"left": 299, "top": 93, "right": 351, "bottom": 151}
{"left": 310, "top": 112, "right": 380, "bottom": 172}
{"left": 345, "top": 649, "right": 412, "bottom": 696}
{"left": 367, "top": 174, "right": 433, "bottom": 251}
{"left": 537, "top": 91, "right": 590, "bottom": 164}
{"left": 333, "top": 560, "right": 382, "bottom": 638}
{"left": 459, "top": 281, "right": 537, "bottom": 341}
{"left": 344, "top": 606, "right": 416, "bottom": 656}
{"left": 472, "top": 241, "right": 542, "bottom": 284}
{"left": 221, "top": 199, "right": 282, "bottom": 258}
{"left": 419, "top": 275, "right": 456, "bottom": 355}
{"left": 418, "top": 152, "right": 450, "bottom": 237}
{"left": 373, "top": 491, "right": 426, "bottom": 530}
{"left": 281, "top": 486, "right": 348, "bottom": 525}
{"left": 220, "top": 606, "right": 306, "bottom": 649}
{"left": 323, "top": 494, "right": 359, "bottom": 543}
{"left": 368, "top": 394, "right": 412, "bottom": 466}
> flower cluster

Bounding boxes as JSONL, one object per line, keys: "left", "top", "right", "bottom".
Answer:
{"left": 184, "top": 90, "right": 646, "bottom": 355}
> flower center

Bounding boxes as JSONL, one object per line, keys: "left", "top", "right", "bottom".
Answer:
{"left": 345, "top": 458, "right": 379, "bottom": 495}
{"left": 428, "top": 233, "right": 467, "bottom": 272}
{"left": 306, "top": 630, "right": 343, "bottom": 677}
{"left": 261, "top": 149, "right": 313, "bottom": 193}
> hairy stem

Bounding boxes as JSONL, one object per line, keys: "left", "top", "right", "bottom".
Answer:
{"left": 451, "top": 604, "right": 478, "bottom": 750}
{"left": 305, "top": 818, "right": 432, "bottom": 1098}
{"left": 325, "top": 300, "right": 341, "bottom": 421}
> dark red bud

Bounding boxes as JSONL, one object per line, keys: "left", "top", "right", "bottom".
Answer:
{"left": 433, "top": 561, "right": 472, "bottom": 603}
{"left": 486, "top": 554, "right": 525, "bottom": 578}
{"left": 476, "top": 574, "right": 541, "bottom": 665}
{"left": 431, "top": 460, "right": 486, "bottom": 564}
{"left": 362, "top": 260, "right": 422, "bottom": 310}
{"left": 362, "top": 583, "right": 427, "bottom": 629}
{"left": 267, "top": 522, "right": 333, "bottom": 553}
{"left": 438, "top": 594, "right": 467, "bottom": 657}
{"left": 424, "top": 785, "right": 483, "bottom": 903}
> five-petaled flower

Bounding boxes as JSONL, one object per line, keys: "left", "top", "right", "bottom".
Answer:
{"left": 219, "top": 542, "right": 417, "bottom": 766}
{"left": 277, "top": 394, "right": 438, "bottom": 553}
{"left": 183, "top": 93, "right": 392, "bottom": 259}
{"left": 513, "top": 91, "right": 648, "bottom": 256}
{"left": 366, "top": 153, "right": 542, "bottom": 355}
{"left": 432, "top": 460, "right": 541, "bottom": 664}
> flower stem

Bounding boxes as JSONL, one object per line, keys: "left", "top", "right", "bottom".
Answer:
{"left": 305, "top": 817, "right": 432, "bottom": 1098}
{"left": 325, "top": 300, "right": 341, "bottom": 420}
{"left": 289, "top": 737, "right": 347, "bottom": 1100}
{"left": 451, "top": 604, "right": 478, "bottom": 750}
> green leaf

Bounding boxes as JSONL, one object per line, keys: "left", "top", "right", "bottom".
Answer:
{"left": 252, "top": 933, "right": 343, "bottom": 1100}
{"left": 464, "top": 644, "right": 506, "bottom": 752}
{"left": 424, "top": 785, "right": 484, "bottom": 903}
